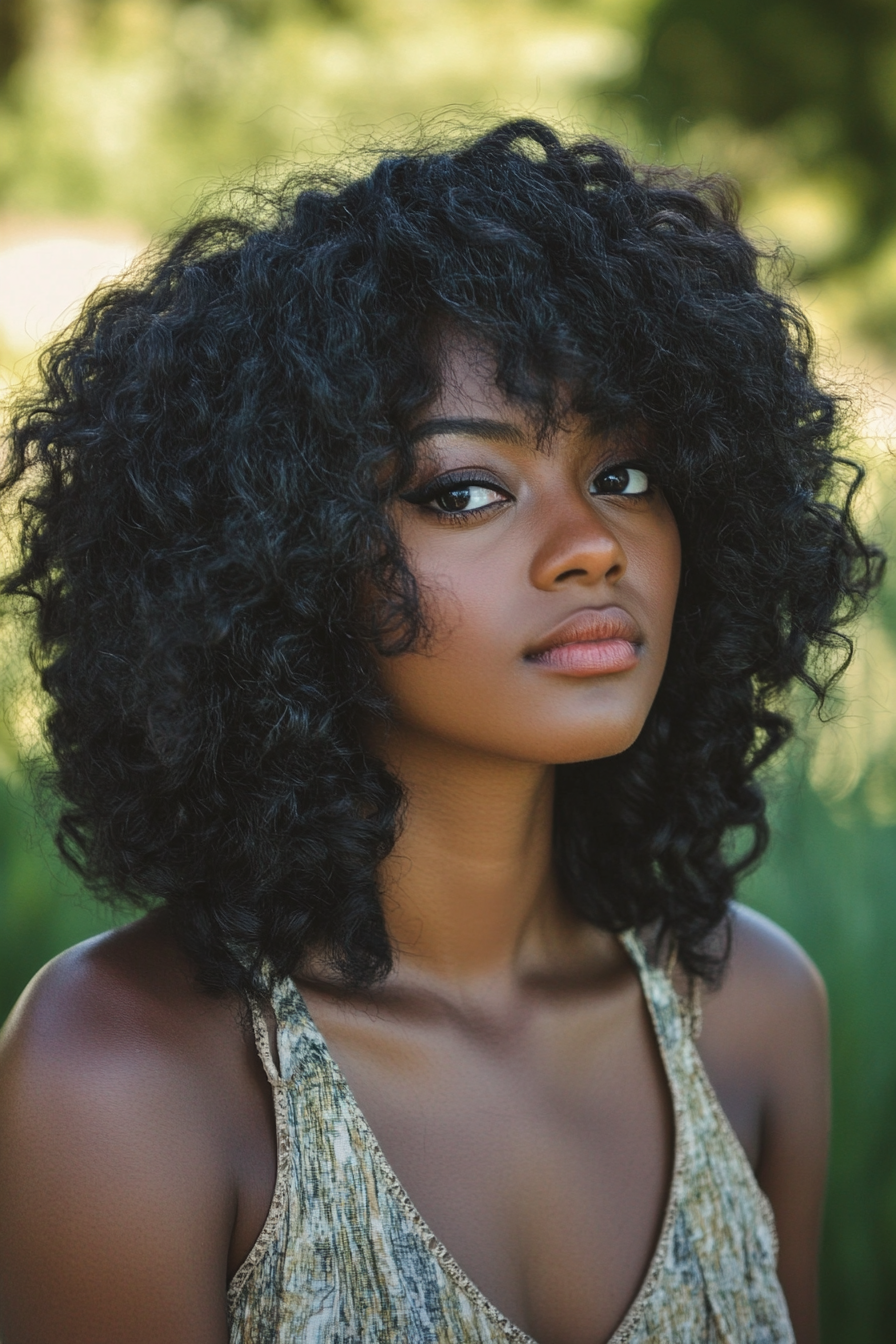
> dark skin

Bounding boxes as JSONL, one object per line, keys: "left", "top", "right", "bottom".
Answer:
{"left": 0, "top": 337, "right": 829, "bottom": 1344}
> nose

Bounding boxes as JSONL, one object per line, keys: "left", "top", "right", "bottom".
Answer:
{"left": 528, "top": 491, "right": 626, "bottom": 591}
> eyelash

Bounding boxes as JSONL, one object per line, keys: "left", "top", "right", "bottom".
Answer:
{"left": 400, "top": 471, "right": 509, "bottom": 524}
{"left": 401, "top": 461, "right": 654, "bottom": 523}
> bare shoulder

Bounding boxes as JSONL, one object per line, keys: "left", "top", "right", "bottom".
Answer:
{"left": 0, "top": 916, "right": 272, "bottom": 1344}
{"left": 698, "top": 903, "right": 827, "bottom": 1069}
{"left": 0, "top": 910, "right": 268, "bottom": 1228}
{"left": 707, "top": 902, "right": 827, "bottom": 1031}
{"left": 698, "top": 903, "right": 828, "bottom": 1111}
{"left": 0, "top": 913, "right": 254, "bottom": 1138}
{"left": 696, "top": 908, "right": 830, "bottom": 1344}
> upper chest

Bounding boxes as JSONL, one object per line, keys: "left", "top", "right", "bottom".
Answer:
{"left": 294, "top": 969, "right": 675, "bottom": 1344}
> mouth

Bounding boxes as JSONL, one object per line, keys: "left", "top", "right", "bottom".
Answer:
{"left": 524, "top": 606, "right": 642, "bottom": 677}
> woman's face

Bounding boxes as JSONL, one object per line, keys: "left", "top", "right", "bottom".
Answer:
{"left": 377, "top": 336, "right": 681, "bottom": 766}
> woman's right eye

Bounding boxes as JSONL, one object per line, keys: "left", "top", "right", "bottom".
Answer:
{"left": 401, "top": 475, "right": 511, "bottom": 517}
{"left": 428, "top": 483, "right": 506, "bottom": 513}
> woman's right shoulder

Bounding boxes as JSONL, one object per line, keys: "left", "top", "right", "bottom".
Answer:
{"left": 0, "top": 911, "right": 268, "bottom": 1209}
{"left": 0, "top": 915, "right": 269, "bottom": 1344}
{"left": 0, "top": 912, "right": 245, "bottom": 1088}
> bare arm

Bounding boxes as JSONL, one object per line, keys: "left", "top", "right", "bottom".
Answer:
{"left": 698, "top": 905, "right": 830, "bottom": 1344}
{"left": 0, "top": 919, "right": 276, "bottom": 1344}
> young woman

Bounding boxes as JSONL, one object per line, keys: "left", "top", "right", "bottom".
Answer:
{"left": 0, "top": 120, "right": 881, "bottom": 1344}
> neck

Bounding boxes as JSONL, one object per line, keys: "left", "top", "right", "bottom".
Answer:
{"left": 375, "top": 728, "right": 568, "bottom": 984}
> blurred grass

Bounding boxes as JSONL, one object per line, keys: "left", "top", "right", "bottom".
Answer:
{"left": 743, "top": 776, "right": 896, "bottom": 1341}
{"left": 0, "top": 775, "right": 120, "bottom": 1025}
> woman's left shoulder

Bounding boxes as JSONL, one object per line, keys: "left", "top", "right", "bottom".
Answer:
{"left": 690, "top": 903, "right": 829, "bottom": 1174}
{"left": 703, "top": 903, "right": 828, "bottom": 1055}
{"left": 697, "top": 904, "right": 829, "bottom": 1234}
{"left": 696, "top": 909, "right": 829, "bottom": 1342}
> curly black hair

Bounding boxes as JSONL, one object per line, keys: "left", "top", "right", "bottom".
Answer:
{"left": 2, "top": 118, "right": 882, "bottom": 993}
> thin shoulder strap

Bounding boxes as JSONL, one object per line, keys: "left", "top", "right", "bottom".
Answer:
{"left": 227, "top": 991, "right": 292, "bottom": 1307}
{"left": 248, "top": 995, "right": 282, "bottom": 1085}
{"left": 665, "top": 938, "right": 703, "bottom": 1042}
{"left": 684, "top": 977, "right": 703, "bottom": 1041}
{"left": 620, "top": 929, "right": 701, "bottom": 1048}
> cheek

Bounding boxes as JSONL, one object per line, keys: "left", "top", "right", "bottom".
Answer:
{"left": 376, "top": 561, "right": 516, "bottom": 732}
{"left": 619, "top": 496, "right": 680, "bottom": 646}
{"left": 640, "top": 522, "right": 681, "bottom": 644}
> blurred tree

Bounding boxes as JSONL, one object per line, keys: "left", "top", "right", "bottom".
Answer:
{"left": 629, "top": 0, "right": 896, "bottom": 270}
{"left": 0, "top": 0, "right": 351, "bottom": 94}
{"left": 167, "top": 0, "right": 357, "bottom": 27}
{"left": 0, "top": 0, "right": 28, "bottom": 84}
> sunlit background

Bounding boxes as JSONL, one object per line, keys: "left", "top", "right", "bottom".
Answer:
{"left": 1, "top": 1, "right": 895, "bottom": 1337}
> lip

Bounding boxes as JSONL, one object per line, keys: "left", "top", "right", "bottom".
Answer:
{"left": 525, "top": 606, "right": 642, "bottom": 677}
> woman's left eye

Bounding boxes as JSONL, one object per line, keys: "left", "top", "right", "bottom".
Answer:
{"left": 590, "top": 465, "right": 651, "bottom": 497}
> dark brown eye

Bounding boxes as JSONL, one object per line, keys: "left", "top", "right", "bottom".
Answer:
{"left": 591, "top": 465, "right": 650, "bottom": 496}
{"left": 435, "top": 486, "right": 476, "bottom": 512}
{"left": 412, "top": 481, "right": 508, "bottom": 514}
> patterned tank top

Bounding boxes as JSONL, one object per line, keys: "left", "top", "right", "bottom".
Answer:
{"left": 227, "top": 932, "right": 795, "bottom": 1343}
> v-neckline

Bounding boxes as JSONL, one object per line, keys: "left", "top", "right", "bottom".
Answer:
{"left": 285, "top": 931, "right": 685, "bottom": 1344}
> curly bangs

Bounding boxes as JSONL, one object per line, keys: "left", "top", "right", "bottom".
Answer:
{"left": 2, "top": 118, "right": 882, "bottom": 992}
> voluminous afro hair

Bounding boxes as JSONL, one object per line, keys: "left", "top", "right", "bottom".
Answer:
{"left": 2, "top": 118, "right": 882, "bottom": 993}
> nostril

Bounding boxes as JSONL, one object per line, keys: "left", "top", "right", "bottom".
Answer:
{"left": 553, "top": 558, "right": 624, "bottom": 584}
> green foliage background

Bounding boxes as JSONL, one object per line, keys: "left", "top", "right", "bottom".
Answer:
{"left": 1, "top": 1, "right": 895, "bottom": 1338}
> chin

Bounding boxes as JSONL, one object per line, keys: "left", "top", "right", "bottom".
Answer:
{"left": 535, "top": 720, "right": 648, "bottom": 766}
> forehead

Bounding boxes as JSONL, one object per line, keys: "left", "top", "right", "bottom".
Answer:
{"left": 426, "top": 333, "right": 506, "bottom": 417}
{"left": 413, "top": 327, "right": 577, "bottom": 445}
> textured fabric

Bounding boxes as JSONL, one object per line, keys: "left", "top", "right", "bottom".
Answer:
{"left": 227, "top": 932, "right": 795, "bottom": 1343}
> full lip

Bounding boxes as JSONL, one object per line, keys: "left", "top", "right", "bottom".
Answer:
{"left": 524, "top": 605, "right": 643, "bottom": 660}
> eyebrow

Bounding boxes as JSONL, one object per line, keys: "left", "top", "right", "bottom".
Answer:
{"left": 408, "top": 417, "right": 526, "bottom": 446}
